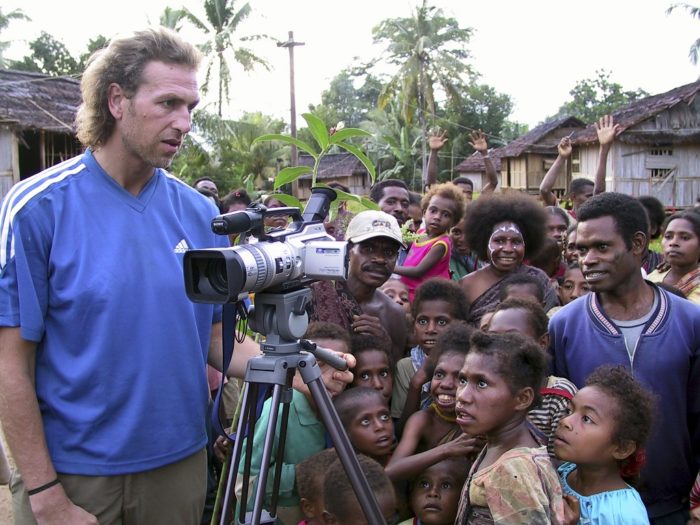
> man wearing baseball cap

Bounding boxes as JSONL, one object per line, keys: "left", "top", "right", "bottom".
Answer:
{"left": 308, "top": 210, "right": 407, "bottom": 362}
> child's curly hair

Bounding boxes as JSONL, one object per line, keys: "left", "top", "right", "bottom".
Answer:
{"left": 412, "top": 278, "right": 469, "bottom": 321}
{"left": 420, "top": 182, "right": 466, "bottom": 225}
{"left": 585, "top": 365, "right": 655, "bottom": 479}
{"left": 463, "top": 193, "right": 548, "bottom": 261}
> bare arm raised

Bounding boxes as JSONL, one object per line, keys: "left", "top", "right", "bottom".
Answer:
{"left": 593, "top": 114, "right": 622, "bottom": 195}
{"left": 470, "top": 130, "right": 498, "bottom": 195}
{"left": 426, "top": 129, "right": 448, "bottom": 188}
{"left": 539, "top": 137, "right": 572, "bottom": 206}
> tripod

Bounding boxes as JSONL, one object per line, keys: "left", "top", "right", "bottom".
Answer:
{"left": 219, "top": 288, "right": 385, "bottom": 525}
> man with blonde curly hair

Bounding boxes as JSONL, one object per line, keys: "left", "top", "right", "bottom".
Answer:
{"left": 0, "top": 28, "right": 262, "bottom": 525}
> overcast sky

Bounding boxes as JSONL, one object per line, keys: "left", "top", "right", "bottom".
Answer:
{"left": 3, "top": 0, "right": 699, "bottom": 129}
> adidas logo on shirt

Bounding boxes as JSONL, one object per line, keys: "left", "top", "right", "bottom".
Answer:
{"left": 173, "top": 239, "right": 190, "bottom": 253}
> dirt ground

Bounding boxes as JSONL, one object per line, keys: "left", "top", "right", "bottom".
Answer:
{"left": 1, "top": 426, "right": 13, "bottom": 523}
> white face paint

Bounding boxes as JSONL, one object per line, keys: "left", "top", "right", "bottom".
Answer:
{"left": 487, "top": 221, "right": 523, "bottom": 262}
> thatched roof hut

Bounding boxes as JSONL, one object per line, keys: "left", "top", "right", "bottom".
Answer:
{"left": 0, "top": 69, "right": 82, "bottom": 198}
{"left": 0, "top": 69, "right": 80, "bottom": 132}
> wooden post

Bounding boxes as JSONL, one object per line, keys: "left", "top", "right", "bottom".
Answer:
{"left": 277, "top": 31, "right": 305, "bottom": 197}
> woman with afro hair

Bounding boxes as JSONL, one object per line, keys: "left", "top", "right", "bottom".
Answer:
{"left": 459, "top": 192, "right": 558, "bottom": 326}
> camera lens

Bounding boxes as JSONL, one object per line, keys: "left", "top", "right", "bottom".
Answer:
{"left": 207, "top": 259, "right": 229, "bottom": 295}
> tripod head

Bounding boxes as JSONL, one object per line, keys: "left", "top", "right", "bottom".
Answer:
{"left": 247, "top": 288, "right": 347, "bottom": 370}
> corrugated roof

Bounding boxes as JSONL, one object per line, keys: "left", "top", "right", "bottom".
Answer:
{"left": 0, "top": 69, "right": 81, "bottom": 132}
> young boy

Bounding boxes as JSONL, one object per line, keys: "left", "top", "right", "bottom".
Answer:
{"left": 400, "top": 457, "right": 468, "bottom": 525}
{"left": 321, "top": 455, "right": 397, "bottom": 525}
{"left": 351, "top": 334, "right": 394, "bottom": 403}
{"left": 391, "top": 279, "right": 469, "bottom": 425}
{"left": 296, "top": 448, "right": 339, "bottom": 525}
{"left": 335, "top": 388, "right": 395, "bottom": 466}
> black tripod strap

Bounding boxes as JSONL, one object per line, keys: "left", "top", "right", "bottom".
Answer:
{"left": 211, "top": 302, "right": 239, "bottom": 439}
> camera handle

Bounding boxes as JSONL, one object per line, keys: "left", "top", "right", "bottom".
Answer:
{"left": 220, "top": 289, "right": 384, "bottom": 525}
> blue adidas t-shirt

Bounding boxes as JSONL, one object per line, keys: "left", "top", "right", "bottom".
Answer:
{"left": 0, "top": 150, "right": 229, "bottom": 475}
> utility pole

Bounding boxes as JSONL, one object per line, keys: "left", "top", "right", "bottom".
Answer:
{"left": 278, "top": 31, "right": 305, "bottom": 196}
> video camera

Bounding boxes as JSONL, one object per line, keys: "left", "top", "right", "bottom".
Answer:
{"left": 184, "top": 187, "right": 348, "bottom": 304}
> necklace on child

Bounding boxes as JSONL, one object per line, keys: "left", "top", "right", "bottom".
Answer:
{"left": 429, "top": 402, "right": 456, "bottom": 423}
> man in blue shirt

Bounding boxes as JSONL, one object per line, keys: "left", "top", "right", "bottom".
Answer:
{"left": 0, "top": 28, "right": 262, "bottom": 525}
{"left": 549, "top": 192, "right": 700, "bottom": 525}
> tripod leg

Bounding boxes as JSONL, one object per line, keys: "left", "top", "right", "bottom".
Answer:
{"left": 250, "top": 383, "right": 284, "bottom": 524}
{"left": 269, "top": 369, "right": 294, "bottom": 514}
{"left": 221, "top": 381, "right": 256, "bottom": 523}
{"left": 306, "top": 377, "right": 385, "bottom": 525}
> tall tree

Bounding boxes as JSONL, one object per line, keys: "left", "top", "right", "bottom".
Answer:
{"left": 0, "top": 7, "right": 30, "bottom": 68}
{"left": 370, "top": 0, "right": 473, "bottom": 184}
{"left": 9, "top": 31, "right": 79, "bottom": 75}
{"left": 9, "top": 32, "right": 108, "bottom": 76}
{"left": 361, "top": 103, "right": 422, "bottom": 187}
{"left": 667, "top": 3, "right": 700, "bottom": 64}
{"left": 175, "top": 0, "right": 270, "bottom": 116}
{"left": 78, "top": 35, "right": 109, "bottom": 70}
{"left": 431, "top": 82, "right": 515, "bottom": 179}
{"left": 308, "top": 69, "right": 383, "bottom": 129}
{"left": 552, "top": 70, "right": 648, "bottom": 123}
{"left": 159, "top": 7, "right": 189, "bottom": 31}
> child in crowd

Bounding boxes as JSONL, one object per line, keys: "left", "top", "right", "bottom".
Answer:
{"left": 499, "top": 273, "right": 545, "bottom": 305}
{"left": 350, "top": 334, "right": 394, "bottom": 404}
{"left": 529, "top": 236, "right": 564, "bottom": 280}
{"left": 557, "top": 262, "right": 590, "bottom": 306}
{"left": 449, "top": 211, "right": 484, "bottom": 281}
{"left": 335, "top": 387, "right": 395, "bottom": 466}
{"left": 407, "top": 191, "right": 424, "bottom": 233}
{"left": 380, "top": 277, "right": 412, "bottom": 315}
{"left": 564, "top": 225, "right": 579, "bottom": 265}
{"left": 387, "top": 324, "right": 481, "bottom": 483}
{"left": 486, "top": 297, "right": 578, "bottom": 457}
{"left": 321, "top": 455, "right": 397, "bottom": 525}
{"left": 391, "top": 279, "right": 469, "bottom": 422}
{"left": 554, "top": 365, "right": 654, "bottom": 525}
{"left": 399, "top": 457, "right": 469, "bottom": 525}
{"left": 394, "top": 183, "right": 465, "bottom": 300}
{"left": 296, "top": 448, "right": 339, "bottom": 525}
{"left": 454, "top": 331, "right": 564, "bottom": 524}
{"left": 236, "top": 322, "right": 352, "bottom": 525}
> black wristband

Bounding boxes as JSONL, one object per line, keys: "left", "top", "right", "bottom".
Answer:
{"left": 27, "top": 478, "right": 60, "bottom": 496}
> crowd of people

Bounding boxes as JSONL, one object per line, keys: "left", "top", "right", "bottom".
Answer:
{"left": 0, "top": 26, "right": 698, "bottom": 525}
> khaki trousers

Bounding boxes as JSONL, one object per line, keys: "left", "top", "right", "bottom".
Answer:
{"left": 11, "top": 448, "right": 207, "bottom": 525}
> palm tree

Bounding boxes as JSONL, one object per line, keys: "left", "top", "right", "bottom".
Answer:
{"left": 159, "top": 7, "right": 188, "bottom": 31}
{"left": 0, "top": 7, "right": 30, "bottom": 68}
{"left": 371, "top": 0, "right": 473, "bottom": 185}
{"left": 174, "top": 0, "right": 270, "bottom": 116}
{"left": 667, "top": 3, "right": 700, "bottom": 65}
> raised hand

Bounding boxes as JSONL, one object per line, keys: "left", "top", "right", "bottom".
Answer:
{"left": 558, "top": 137, "right": 573, "bottom": 158}
{"left": 469, "top": 129, "right": 489, "bottom": 153}
{"left": 428, "top": 129, "right": 449, "bottom": 151}
{"left": 595, "top": 114, "right": 622, "bottom": 146}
